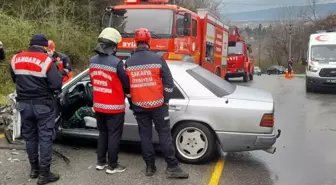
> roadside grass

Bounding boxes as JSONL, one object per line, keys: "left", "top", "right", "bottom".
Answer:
{"left": 0, "top": 13, "right": 97, "bottom": 105}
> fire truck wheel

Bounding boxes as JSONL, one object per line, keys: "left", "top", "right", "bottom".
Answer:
{"left": 225, "top": 76, "right": 229, "bottom": 81}
{"left": 243, "top": 73, "right": 249, "bottom": 82}
{"left": 249, "top": 73, "right": 253, "bottom": 80}
{"left": 216, "top": 68, "right": 221, "bottom": 77}
{"left": 173, "top": 122, "right": 216, "bottom": 164}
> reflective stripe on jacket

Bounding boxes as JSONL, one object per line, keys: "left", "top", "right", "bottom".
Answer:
{"left": 89, "top": 55, "right": 125, "bottom": 114}
{"left": 127, "top": 63, "right": 164, "bottom": 108}
{"left": 10, "top": 47, "right": 62, "bottom": 101}
{"left": 125, "top": 47, "right": 175, "bottom": 110}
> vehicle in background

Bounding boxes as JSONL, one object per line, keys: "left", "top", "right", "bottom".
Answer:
{"left": 254, "top": 66, "right": 262, "bottom": 76}
{"left": 225, "top": 26, "right": 254, "bottom": 82}
{"left": 302, "top": 31, "right": 336, "bottom": 93}
{"left": 266, "top": 65, "right": 285, "bottom": 75}
{"left": 7, "top": 61, "right": 281, "bottom": 164}
{"left": 102, "top": 0, "right": 230, "bottom": 79}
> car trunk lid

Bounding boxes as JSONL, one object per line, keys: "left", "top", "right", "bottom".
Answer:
{"left": 225, "top": 85, "right": 273, "bottom": 103}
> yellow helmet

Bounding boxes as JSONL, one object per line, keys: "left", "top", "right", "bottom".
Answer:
{"left": 98, "top": 28, "right": 122, "bottom": 44}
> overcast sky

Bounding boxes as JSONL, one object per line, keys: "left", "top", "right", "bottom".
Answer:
{"left": 222, "top": 0, "right": 336, "bottom": 13}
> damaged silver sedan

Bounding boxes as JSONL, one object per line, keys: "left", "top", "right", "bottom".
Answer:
{"left": 5, "top": 61, "right": 281, "bottom": 164}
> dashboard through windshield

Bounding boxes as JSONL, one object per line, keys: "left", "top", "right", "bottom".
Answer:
{"left": 109, "top": 9, "right": 174, "bottom": 37}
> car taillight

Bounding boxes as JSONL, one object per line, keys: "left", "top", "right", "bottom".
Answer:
{"left": 260, "top": 113, "right": 274, "bottom": 127}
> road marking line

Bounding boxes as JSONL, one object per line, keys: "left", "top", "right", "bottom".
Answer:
{"left": 208, "top": 159, "right": 225, "bottom": 185}
{"left": 0, "top": 134, "right": 4, "bottom": 139}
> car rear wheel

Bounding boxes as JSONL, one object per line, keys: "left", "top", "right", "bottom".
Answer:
{"left": 172, "top": 122, "right": 216, "bottom": 164}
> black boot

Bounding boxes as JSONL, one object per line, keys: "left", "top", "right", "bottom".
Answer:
{"left": 30, "top": 163, "right": 39, "bottom": 179}
{"left": 146, "top": 165, "right": 157, "bottom": 176}
{"left": 166, "top": 166, "right": 189, "bottom": 179}
{"left": 37, "top": 166, "right": 60, "bottom": 185}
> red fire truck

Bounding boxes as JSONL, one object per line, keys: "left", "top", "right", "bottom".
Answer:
{"left": 226, "top": 26, "right": 254, "bottom": 82}
{"left": 102, "top": 0, "right": 229, "bottom": 78}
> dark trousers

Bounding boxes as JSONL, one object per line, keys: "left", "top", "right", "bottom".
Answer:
{"left": 134, "top": 105, "right": 178, "bottom": 168}
{"left": 96, "top": 112, "right": 125, "bottom": 168}
{"left": 19, "top": 102, "right": 56, "bottom": 168}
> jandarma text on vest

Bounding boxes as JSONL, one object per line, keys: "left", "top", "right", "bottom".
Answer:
{"left": 14, "top": 56, "right": 43, "bottom": 65}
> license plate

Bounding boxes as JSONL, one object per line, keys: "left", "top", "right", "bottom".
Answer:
{"left": 326, "top": 79, "right": 336, "bottom": 83}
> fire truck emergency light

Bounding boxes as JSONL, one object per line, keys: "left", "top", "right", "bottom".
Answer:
{"left": 124, "top": 0, "right": 169, "bottom": 4}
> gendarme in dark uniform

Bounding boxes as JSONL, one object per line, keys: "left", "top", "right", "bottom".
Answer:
{"left": 9, "top": 34, "right": 62, "bottom": 185}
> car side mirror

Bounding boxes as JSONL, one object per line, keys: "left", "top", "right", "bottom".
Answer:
{"left": 301, "top": 57, "right": 307, "bottom": 65}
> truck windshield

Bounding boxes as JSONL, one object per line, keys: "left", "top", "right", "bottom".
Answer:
{"left": 228, "top": 42, "right": 244, "bottom": 56}
{"left": 108, "top": 9, "right": 174, "bottom": 37}
{"left": 311, "top": 45, "right": 336, "bottom": 61}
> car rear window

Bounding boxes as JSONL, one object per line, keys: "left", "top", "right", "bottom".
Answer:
{"left": 186, "top": 66, "right": 236, "bottom": 97}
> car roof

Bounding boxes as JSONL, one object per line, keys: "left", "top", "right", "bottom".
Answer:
{"left": 65, "top": 61, "right": 218, "bottom": 98}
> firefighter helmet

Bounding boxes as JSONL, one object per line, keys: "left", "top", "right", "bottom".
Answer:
{"left": 48, "top": 40, "right": 56, "bottom": 51}
{"left": 98, "top": 28, "right": 122, "bottom": 44}
{"left": 134, "top": 28, "right": 151, "bottom": 43}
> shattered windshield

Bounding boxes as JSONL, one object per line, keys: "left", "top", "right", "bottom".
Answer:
{"left": 311, "top": 45, "right": 336, "bottom": 61}
{"left": 109, "top": 9, "right": 174, "bottom": 37}
{"left": 228, "top": 42, "right": 244, "bottom": 55}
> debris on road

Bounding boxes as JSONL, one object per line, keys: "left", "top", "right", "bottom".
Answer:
{"left": 0, "top": 144, "right": 71, "bottom": 165}
{"left": 0, "top": 105, "right": 12, "bottom": 126}
{"left": 7, "top": 157, "right": 20, "bottom": 162}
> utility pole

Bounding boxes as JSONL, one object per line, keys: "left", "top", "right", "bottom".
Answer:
{"left": 258, "top": 42, "right": 261, "bottom": 67}
{"left": 289, "top": 23, "right": 292, "bottom": 61}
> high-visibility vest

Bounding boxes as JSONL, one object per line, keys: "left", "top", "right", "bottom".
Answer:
{"left": 126, "top": 63, "right": 164, "bottom": 109}
{"left": 11, "top": 51, "right": 53, "bottom": 78}
{"left": 54, "top": 56, "right": 73, "bottom": 84}
{"left": 89, "top": 55, "right": 125, "bottom": 114}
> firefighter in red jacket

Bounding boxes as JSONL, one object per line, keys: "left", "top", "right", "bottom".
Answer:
{"left": 47, "top": 40, "right": 73, "bottom": 84}
{"left": 125, "top": 28, "right": 189, "bottom": 178}
{"left": 89, "top": 28, "right": 130, "bottom": 174}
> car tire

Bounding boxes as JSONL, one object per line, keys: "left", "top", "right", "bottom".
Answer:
{"left": 243, "top": 73, "right": 249, "bottom": 82}
{"left": 306, "top": 81, "right": 313, "bottom": 93}
{"left": 267, "top": 71, "right": 271, "bottom": 75}
{"left": 172, "top": 122, "right": 217, "bottom": 164}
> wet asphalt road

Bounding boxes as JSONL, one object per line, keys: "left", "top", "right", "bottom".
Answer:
{"left": 1, "top": 74, "right": 336, "bottom": 185}
{"left": 223, "top": 75, "right": 336, "bottom": 185}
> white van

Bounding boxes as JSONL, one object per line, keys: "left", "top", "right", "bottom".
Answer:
{"left": 305, "top": 31, "right": 336, "bottom": 92}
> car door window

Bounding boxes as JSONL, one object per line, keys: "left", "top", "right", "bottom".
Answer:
{"left": 171, "top": 84, "right": 185, "bottom": 99}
